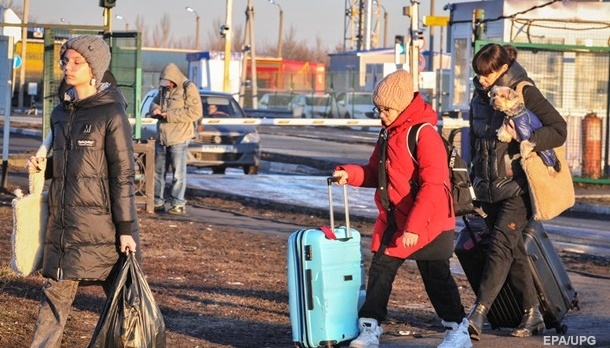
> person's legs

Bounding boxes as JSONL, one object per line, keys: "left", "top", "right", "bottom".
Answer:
{"left": 418, "top": 260, "right": 472, "bottom": 348}
{"left": 30, "top": 279, "right": 79, "bottom": 348}
{"left": 358, "top": 252, "right": 404, "bottom": 322}
{"left": 477, "top": 195, "right": 530, "bottom": 308}
{"left": 154, "top": 143, "right": 168, "bottom": 208}
{"left": 350, "top": 253, "right": 403, "bottom": 348}
{"left": 168, "top": 142, "right": 188, "bottom": 208}
{"left": 417, "top": 259, "right": 465, "bottom": 322}
{"left": 468, "top": 195, "right": 532, "bottom": 340}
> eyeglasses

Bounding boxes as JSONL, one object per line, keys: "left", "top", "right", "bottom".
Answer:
{"left": 58, "top": 57, "right": 87, "bottom": 70}
{"left": 372, "top": 106, "right": 390, "bottom": 115}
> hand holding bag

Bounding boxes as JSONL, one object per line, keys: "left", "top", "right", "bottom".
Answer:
{"left": 11, "top": 133, "right": 52, "bottom": 275}
{"left": 88, "top": 253, "right": 166, "bottom": 348}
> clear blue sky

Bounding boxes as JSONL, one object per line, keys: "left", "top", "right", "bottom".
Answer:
{"left": 22, "top": 0, "right": 468, "bottom": 51}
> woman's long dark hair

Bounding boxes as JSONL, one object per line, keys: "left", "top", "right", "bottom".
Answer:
{"left": 472, "top": 43, "right": 517, "bottom": 76}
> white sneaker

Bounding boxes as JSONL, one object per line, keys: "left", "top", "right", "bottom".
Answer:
{"left": 349, "top": 318, "right": 383, "bottom": 348}
{"left": 438, "top": 318, "right": 473, "bottom": 348}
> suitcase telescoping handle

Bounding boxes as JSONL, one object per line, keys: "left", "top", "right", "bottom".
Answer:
{"left": 327, "top": 177, "right": 351, "bottom": 238}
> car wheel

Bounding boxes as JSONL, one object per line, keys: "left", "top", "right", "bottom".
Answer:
{"left": 344, "top": 112, "right": 351, "bottom": 119}
{"left": 212, "top": 166, "right": 226, "bottom": 174}
{"left": 243, "top": 165, "right": 259, "bottom": 175}
{"left": 301, "top": 113, "right": 307, "bottom": 119}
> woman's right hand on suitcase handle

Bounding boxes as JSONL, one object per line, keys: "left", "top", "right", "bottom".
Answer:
{"left": 331, "top": 171, "right": 348, "bottom": 185}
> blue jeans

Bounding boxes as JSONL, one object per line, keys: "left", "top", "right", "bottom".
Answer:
{"left": 154, "top": 141, "right": 188, "bottom": 207}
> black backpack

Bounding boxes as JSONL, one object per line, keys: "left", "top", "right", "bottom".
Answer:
{"left": 407, "top": 123, "right": 476, "bottom": 216}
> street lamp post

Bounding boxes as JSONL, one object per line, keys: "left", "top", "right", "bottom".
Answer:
{"left": 115, "top": 15, "right": 129, "bottom": 31}
{"left": 268, "top": 0, "right": 283, "bottom": 59}
{"left": 186, "top": 6, "right": 201, "bottom": 51}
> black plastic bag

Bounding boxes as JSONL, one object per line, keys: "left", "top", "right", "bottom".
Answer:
{"left": 88, "top": 253, "right": 166, "bottom": 348}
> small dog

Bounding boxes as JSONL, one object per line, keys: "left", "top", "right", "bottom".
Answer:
{"left": 489, "top": 85, "right": 561, "bottom": 175}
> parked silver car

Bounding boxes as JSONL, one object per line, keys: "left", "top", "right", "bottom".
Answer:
{"left": 336, "top": 91, "right": 376, "bottom": 119}
{"left": 288, "top": 93, "right": 340, "bottom": 118}
{"left": 140, "top": 89, "right": 261, "bottom": 174}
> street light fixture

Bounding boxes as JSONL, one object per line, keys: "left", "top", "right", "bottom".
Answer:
{"left": 268, "top": 0, "right": 283, "bottom": 59}
{"left": 186, "top": 6, "right": 201, "bottom": 51}
{"left": 373, "top": 0, "right": 388, "bottom": 48}
{"left": 115, "top": 15, "right": 130, "bottom": 31}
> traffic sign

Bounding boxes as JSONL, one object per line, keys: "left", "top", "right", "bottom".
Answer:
{"left": 418, "top": 54, "right": 426, "bottom": 72}
{"left": 423, "top": 16, "right": 450, "bottom": 27}
{"left": 13, "top": 55, "right": 22, "bottom": 69}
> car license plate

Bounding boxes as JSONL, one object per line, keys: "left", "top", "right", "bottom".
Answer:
{"left": 201, "top": 145, "right": 234, "bottom": 153}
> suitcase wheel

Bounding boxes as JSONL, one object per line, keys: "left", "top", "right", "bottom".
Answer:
{"left": 555, "top": 324, "right": 568, "bottom": 334}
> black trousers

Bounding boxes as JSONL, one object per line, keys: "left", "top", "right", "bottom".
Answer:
{"left": 358, "top": 252, "right": 465, "bottom": 324}
{"left": 478, "top": 194, "right": 538, "bottom": 310}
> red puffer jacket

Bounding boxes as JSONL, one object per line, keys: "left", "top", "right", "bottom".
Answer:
{"left": 336, "top": 93, "right": 455, "bottom": 259}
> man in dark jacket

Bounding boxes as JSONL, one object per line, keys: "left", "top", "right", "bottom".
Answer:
{"left": 27, "top": 35, "right": 139, "bottom": 348}
{"left": 150, "top": 63, "right": 202, "bottom": 215}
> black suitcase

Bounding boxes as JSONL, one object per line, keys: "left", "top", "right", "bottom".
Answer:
{"left": 455, "top": 217, "right": 579, "bottom": 333}
{"left": 522, "top": 221, "right": 579, "bottom": 333}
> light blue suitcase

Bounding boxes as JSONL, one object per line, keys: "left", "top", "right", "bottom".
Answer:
{"left": 287, "top": 177, "right": 365, "bottom": 348}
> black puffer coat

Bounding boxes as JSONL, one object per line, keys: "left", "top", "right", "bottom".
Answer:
{"left": 43, "top": 84, "right": 139, "bottom": 281}
{"left": 469, "top": 61, "right": 567, "bottom": 203}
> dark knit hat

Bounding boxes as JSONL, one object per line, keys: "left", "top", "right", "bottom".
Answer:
{"left": 373, "top": 69, "right": 414, "bottom": 112}
{"left": 60, "top": 35, "right": 110, "bottom": 87}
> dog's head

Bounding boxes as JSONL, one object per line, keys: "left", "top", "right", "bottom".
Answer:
{"left": 489, "top": 86, "right": 524, "bottom": 117}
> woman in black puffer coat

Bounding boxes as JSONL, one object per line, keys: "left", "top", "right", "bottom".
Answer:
{"left": 28, "top": 35, "right": 140, "bottom": 348}
{"left": 466, "top": 43, "right": 567, "bottom": 341}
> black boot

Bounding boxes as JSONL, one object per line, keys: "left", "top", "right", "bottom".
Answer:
{"left": 511, "top": 305, "right": 545, "bottom": 337}
{"left": 467, "top": 303, "right": 488, "bottom": 341}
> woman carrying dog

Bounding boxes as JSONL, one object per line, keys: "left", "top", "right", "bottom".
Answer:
{"left": 467, "top": 43, "right": 567, "bottom": 340}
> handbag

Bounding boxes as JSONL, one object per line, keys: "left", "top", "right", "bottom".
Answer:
{"left": 522, "top": 144, "right": 575, "bottom": 221}
{"left": 11, "top": 133, "right": 52, "bottom": 276}
{"left": 88, "top": 253, "right": 166, "bottom": 348}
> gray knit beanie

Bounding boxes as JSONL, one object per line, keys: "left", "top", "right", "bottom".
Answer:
{"left": 60, "top": 35, "right": 110, "bottom": 87}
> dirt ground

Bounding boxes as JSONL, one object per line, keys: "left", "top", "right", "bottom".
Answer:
{"left": 1, "top": 186, "right": 610, "bottom": 348}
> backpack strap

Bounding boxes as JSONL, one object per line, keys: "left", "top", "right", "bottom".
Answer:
{"left": 515, "top": 81, "right": 534, "bottom": 104}
{"left": 406, "top": 123, "right": 433, "bottom": 165}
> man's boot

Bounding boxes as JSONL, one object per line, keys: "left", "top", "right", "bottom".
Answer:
{"left": 466, "top": 303, "right": 488, "bottom": 341}
{"left": 511, "top": 305, "right": 545, "bottom": 337}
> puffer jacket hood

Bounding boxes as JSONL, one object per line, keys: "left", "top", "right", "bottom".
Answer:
{"left": 43, "top": 84, "right": 140, "bottom": 281}
{"left": 337, "top": 93, "right": 455, "bottom": 259}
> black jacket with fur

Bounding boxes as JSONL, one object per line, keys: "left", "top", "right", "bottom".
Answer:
{"left": 469, "top": 61, "right": 567, "bottom": 203}
{"left": 43, "top": 84, "right": 139, "bottom": 281}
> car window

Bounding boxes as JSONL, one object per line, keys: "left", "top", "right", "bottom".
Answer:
{"left": 202, "top": 95, "right": 245, "bottom": 118}
{"left": 352, "top": 93, "right": 373, "bottom": 105}
{"left": 306, "top": 96, "right": 330, "bottom": 106}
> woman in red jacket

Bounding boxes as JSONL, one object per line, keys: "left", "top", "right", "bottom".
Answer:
{"left": 333, "top": 69, "right": 472, "bottom": 348}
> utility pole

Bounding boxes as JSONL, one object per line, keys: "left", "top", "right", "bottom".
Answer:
{"left": 17, "top": 0, "right": 29, "bottom": 111}
{"left": 223, "top": 0, "right": 233, "bottom": 93}
{"left": 409, "top": 0, "right": 421, "bottom": 90}
{"left": 246, "top": 1, "right": 258, "bottom": 108}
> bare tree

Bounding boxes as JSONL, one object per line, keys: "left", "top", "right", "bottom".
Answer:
{"left": 135, "top": 15, "right": 148, "bottom": 46}
{"left": 151, "top": 14, "right": 171, "bottom": 48}
{"left": 1, "top": 0, "right": 22, "bottom": 18}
